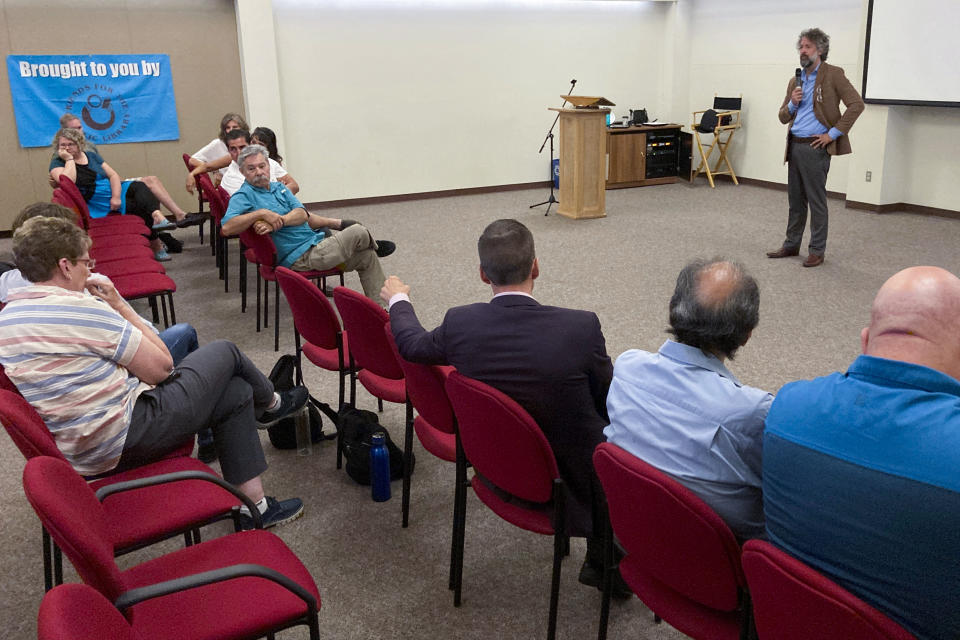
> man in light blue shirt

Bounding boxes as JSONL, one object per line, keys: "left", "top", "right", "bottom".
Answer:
{"left": 221, "top": 144, "right": 390, "bottom": 301}
{"left": 767, "top": 28, "right": 863, "bottom": 267}
{"left": 605, "top": 259, "right": 773, "bottom": 540}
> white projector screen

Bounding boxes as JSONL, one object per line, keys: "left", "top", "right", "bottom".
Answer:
{"left": 863, "top": 0, "right": 960, "bottom": 107}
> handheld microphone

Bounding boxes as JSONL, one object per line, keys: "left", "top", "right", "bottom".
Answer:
{"left": 795, "top": 67, "right": 802, "bottom": 89}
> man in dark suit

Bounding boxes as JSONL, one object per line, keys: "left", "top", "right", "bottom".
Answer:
{"left": 381, "top": 219, "right": 624, "bottom": 594}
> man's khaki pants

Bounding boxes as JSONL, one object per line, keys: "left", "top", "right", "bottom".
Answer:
{"left": 290, "top": 225, "right": 385, "bottom": 302}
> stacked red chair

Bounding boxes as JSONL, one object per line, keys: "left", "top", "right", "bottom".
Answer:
{"left": 53, "top": 175, "right": 178, "bottom": 328}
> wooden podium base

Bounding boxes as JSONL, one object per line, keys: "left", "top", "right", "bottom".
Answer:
{"left": 551, "top": 107, "right": 608, "bottom": 220}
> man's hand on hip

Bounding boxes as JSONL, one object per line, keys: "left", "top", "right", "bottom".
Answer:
{"left": 810, "top": 133, "right": 833, "bottom": 149}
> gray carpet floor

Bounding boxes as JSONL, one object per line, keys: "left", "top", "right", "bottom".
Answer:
{"left": 0, "top": 180, "right": 957, "bottom": 639}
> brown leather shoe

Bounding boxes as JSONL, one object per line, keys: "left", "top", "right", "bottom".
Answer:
{"left": 766, "top": 246, "right": 800, "bottom": 259}
{"left": 803, "top": 254, "right": 824, "bottom": 267}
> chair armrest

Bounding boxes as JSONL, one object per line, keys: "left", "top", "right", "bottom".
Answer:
{"left": 114, "top": 563, "right": 318, "bottom": 612}
{"left": 94, "top": 470, "right": 262, "bottom": 529}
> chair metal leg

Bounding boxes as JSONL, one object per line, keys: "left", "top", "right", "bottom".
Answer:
{"left": 453, "top": 433, "right": 468, "bottom": 607}
{"left": 274, "top": 279, "right": 280, "bottom": 352}
{"left": 264, "top": 279, "right": 270, "bottom": 329}
{"left": 223, "top": 238, "right": 230, "bottom": 293}
{"left": 148, "top": 296, "right": 160, "bottom": 324}
{"left": 448, "top": 470, "right": 462, "bottom": 590}
{"left": 42, "top": 526, "right": 53, "bottom": 592}
{"left": 546, "top": 480, "right": 565, "bottom": 640}
{"left": 377, "top": 397, "right": 384, "bottom": 413}
{"left": 240, "top": 248, "right": 247, "bottom": 313}
{"left": 168, "top": 293, "right": 176, "bottom": 325}
{"left": 53, "top": 544, "right": 63, "bottom": 586}
{"left": 183, "top": 531, "right": 193, "bottom": 547}
{"left": 255, "top": 270, "right": 262, "bottom": 333}
{"left": 597, "top": 506, "right": 614, "bottom": 640}
{"left": 160, "top": 295, "right": 170, "bottom": 329}
{"left": 401, "top": 400, "right": 414, "bottom": 528}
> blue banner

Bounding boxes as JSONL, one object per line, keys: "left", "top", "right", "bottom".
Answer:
{"left": 6, "top": 54, "right": 179, "bottom": 148}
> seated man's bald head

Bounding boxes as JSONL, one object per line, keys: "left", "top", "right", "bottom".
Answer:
{"left": 862, "top": 266, "right": 960, "bottom": 379}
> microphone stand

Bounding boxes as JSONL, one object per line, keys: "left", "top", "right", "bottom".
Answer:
{"left": 530, "top": 79, "right": 576, "bottom": 216}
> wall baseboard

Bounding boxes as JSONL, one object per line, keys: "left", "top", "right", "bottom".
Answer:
{"left": 734, "top": 176, "right": 960, "bottom": 219}
{"left": 306, "top": 181, "right": 551, "bottom": 210}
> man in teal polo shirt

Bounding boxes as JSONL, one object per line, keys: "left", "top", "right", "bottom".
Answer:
{"left": 221, "top": 144, "right": 389, "bottom": 301}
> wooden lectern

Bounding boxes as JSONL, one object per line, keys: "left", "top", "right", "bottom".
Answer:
{"left": 550, "top": 98, "right": 611, "bottom": 219}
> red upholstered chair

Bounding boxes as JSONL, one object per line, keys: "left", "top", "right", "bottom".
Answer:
{"left": 240, "top": 230, "right": 343, "bottom": 352}
{"left": 93, "top": 258, "right": 165, "bottom": 278}
{"left": 275, "top": 266, "right": 353, "bottom": 453}
{"left": 56, "top": 175, "right": 148, "bottom": 232}
{"left": 0, "top": 390, "right": 241, "bottom": 593}
{"left": 52, "top": 187, "right": 150, "bottom": 251}
{"left": 89, "top": 243, "right": 156, "bottom": 264}
{"left": 39, "top": 583, "right": 142, "bottom": 640}
{"left": 333, "top": 285, "right": 405, "bottom": 411}
{"left": 180, "top": 152, "right": 211, "bottom": 245}
{"left": 444, "top": 371, "right": 566, "bottom": 640}
{"left": 592, "top": 442, "right": 751, "bottom": 640}
{"left": 23, "top": 456, "right": 322, "bottom": 640}
{"left": 196, "top": 172, "right": 232, "bottom": 283}
{"left": 383, "top": 325, "right": 457, "bottom": 526}
{"left": 742, "top": 540, "right": 917, "bottom": 640}
{"left": 110, "top": 272, "right": 177, "bottom": 328}
{"left": 385, "top": 326, "right": 461, "bottom": 585}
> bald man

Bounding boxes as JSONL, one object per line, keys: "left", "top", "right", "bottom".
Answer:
{"left": 605, "top": 258, "right": 773, "bottom": 540}
{"left": 763, "top": 266, "right": 960, "bottom": 640}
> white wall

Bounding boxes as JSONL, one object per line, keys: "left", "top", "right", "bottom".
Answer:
{"left": 682, "top": 0, "right": 960, "bottom": 210}
{"left": 237, "top": 0, "right": 959, "bottom": 210}
{"left": 683, "top": 0, "right": 863, "bottom": 193}
{"left": 269, "top": 0, "right": 671, "bottom": 203}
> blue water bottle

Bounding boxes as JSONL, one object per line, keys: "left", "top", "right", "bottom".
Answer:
{"left": 370, "top": 432, "right": 391, "bottom": 502}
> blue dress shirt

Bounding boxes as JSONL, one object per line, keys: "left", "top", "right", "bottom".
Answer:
{"left": 604, "top": 340, "right": 773, "bottom": 539}
{"left": 789, "top": 62, "right": 843, "bottom": 140}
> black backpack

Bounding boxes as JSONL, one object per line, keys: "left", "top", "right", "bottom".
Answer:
{"left": 697, "top": 109, "right": 719, "bottom": 134}
{"left": 265, "top": 355, "right": 337, "bottom": 449}
{"left": 339, "top": 404, "right": 414, "bottom": 485}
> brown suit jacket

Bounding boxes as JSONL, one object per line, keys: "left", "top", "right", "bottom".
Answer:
{"left": 779, "top": 61, "right": 864, "bottom": 162}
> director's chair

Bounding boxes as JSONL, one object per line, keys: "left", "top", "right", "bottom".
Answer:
{"left": 691, "top": 95, "right": 742, "bottom": 188}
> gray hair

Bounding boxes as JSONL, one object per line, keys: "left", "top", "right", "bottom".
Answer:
{"left": 59, "top": 113, "right": 80, "bottom": 127}
{"left": 52, "top": 126, "right": 85, "bottom": 151}
{"left": 14, "top": 217, "right": 91, "bottom": 283}
{"left": 798, "top": 27, "right": 830, "bottom": 61}
{"left": 237, "top": 144, "right": 268, "bottom": 167}
{"left": 667, "top": 258, "right": 759, "bottom": 360}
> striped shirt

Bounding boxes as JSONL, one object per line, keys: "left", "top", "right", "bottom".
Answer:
{"left": 0, "top": 285, "right": 151, "bottom": 475}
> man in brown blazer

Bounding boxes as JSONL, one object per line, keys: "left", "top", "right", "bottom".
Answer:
{"left": 767, "top": 28, "right": 864, "bottom": 267}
